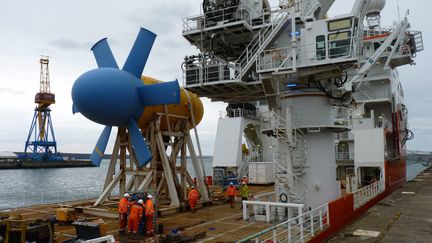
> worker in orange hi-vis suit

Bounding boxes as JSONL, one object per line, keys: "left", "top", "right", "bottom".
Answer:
{"left": 145, "top": 194, "right": 155, "bottom": 236}
{"left": 118, "top": 193, "right": 130, "bottom": 235}
{"left": 226, "top": 182, "right": 237, "bottom": 208}
{"left": 128, "top": 199, "right": 144, "bottom": 236}
{"left": 188, "top": 186, "right": 200, "bottom": 213}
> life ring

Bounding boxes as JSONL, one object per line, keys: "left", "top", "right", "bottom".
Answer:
{"left": 279, "top": 193, "right": 288, "bottom": 203}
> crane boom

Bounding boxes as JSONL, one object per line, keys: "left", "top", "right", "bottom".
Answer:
{"left": 344, "top": 18, "right": 409, "bottom": 91}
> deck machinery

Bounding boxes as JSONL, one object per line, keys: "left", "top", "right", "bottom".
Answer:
{"left": 23, "top": 56, "right": 62, "bottom": 162}
{"left": 182, "top": 0, "right": 423, "bottom": 213}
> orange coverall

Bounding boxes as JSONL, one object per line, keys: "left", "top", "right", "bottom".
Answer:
{"left": 118, "top": 197, "right": 130, "bottom": 231}
{"left": 188, "top": 188, "right": 200, "bottom": 211}
{"left": 145, "top": 199, "right": 155, "bottom": 236}
{"left": 128, "top": 202, "right": 144, "bottom": 233}
{"left": 226, "top": 185, "right": 237, "bottom": 208}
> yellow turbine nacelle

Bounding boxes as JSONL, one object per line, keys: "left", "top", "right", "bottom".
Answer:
{"left": 137, "top": 76, "right": 204, "bottom": 131}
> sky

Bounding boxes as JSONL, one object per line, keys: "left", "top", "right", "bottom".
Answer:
{"left": 0, "top": 0, "right": 430, "bottom": 155}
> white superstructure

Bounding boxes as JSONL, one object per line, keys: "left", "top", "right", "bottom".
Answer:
{"left": 182, "top": 0, "right": 422, "bottom": 213}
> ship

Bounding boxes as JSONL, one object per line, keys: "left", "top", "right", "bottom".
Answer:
{"left": 181, "top": 0, "right": 423, "bottom": 241}
{"left": 0, "top": 0, "right": 425, "bottom": 242}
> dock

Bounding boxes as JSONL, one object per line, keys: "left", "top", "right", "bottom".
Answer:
{"left": 0, "top": 158, "right": 93, "bottom": 169}
{"left": 329, "top": 167, "right": 432, "bottom": 243}
{"left": 0, "top": 151, "right": 94, "bottom": 169}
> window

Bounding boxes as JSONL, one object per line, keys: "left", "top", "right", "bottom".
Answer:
{"left": 374, "top": 42, "right": 382, "bottom": 51}
{"left": 316, "top": 35, "right": 326, "bottom": 60}
{"left": 328, "top": 18, "right": 352, "bottom": 32}
{"left": 328, "top": 31, "right": 352, "bottom": 58}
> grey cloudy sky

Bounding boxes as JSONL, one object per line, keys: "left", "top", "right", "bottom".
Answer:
{"left": 0, "top": 0, "right": 430, "bottom": 155}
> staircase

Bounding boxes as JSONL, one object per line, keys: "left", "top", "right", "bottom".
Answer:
{"left": 237, "top": 149, "right": 259, "bottom": 179}
{"left": 271, "top": 111, "right": 307, "bottom": 173}
{"left": 261, "top": 110, "right": 309, "bottom": 206}
{"left": 235, "top": 9, "right": 291, "bottom": 81}
{"left": 273, "top": 153, "right": 309, "bottom": 206}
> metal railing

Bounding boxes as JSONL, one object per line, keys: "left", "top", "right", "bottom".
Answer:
{"left": 182, "top": 5, "right": 254, "bottom": 33}
{"left": 353, "top": 180, "right": 385, "bottom": 209}
{"left": 242, "top": 200, "right": 304, "bottom": 223}
{"left": 0, "top": 185, "right": 105, "bottom": 210}
{"left": 183, "top": 7, "right": 292, "bottom": 83}
{"left": 274, "top": 154, "right": 309, "bottom": 205}
{"left": 411, "top": 31, "right": 424, "bottom": 52}
{"left": 237, "top": 203, "right": 330, "bottom": 243}
{"left": 261, "top": 110, "right": 307, "bottom": 170}
{"left": 336, "top": 152, "right": 354, "bottom": 161}
{"left": 182, "top": 1, "right": 276, "bottom": 33}
{"left": 219, "top": 108, "right": 258, "bottom": 119}
{"left": 257, "top": 37, "right": 358, "bottom": 73}
{"left": 238, "top": 149, "right": 262, "bottom": 179}
{"left": 353, "top": 87, "right": 391, "bottom": 102}
{"left": 184, "top": 62, "right": 239, "bottom": 86}
{"left": 235, "top": 8, "right": 291, "bottom": 79}
{"left": 293, "top": 107, "right": 349, "bottom": 129}
{"left": 336, "top": 131, "right": 352, "bottom": 140}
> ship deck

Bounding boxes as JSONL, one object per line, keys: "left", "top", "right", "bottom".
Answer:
{"left": 329, "top": 167, "right": 432, "bottom": 243}
{"left": 1, "top": 185, "right": 276, "bottom": 242}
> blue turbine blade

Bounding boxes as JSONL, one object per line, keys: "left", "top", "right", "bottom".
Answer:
{"left": 90, "top": 126, "right": 112, "bottom": 166}
{"left": 72, "top": 103, "right": 80, "bottom": 114}
{"left": 128, "top": 119, "right": 152, "bottom": 167}
{"left": 138, "top": 80, "right": 180, "bottom": 106}
{"left": 91, "top": 38, "right": 119, "bottom": 68}
{"left": 122, "top": 28, "right": 156, "bottom": 78}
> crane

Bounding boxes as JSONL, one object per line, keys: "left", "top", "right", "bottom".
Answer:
{"left": 23, "top": 56, "right": 62, "bottom": 161}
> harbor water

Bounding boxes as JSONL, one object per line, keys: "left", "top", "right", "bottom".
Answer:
{"left": 0, "top": 158, "right": 428, "bottom": 210}
{"left": 0, "top": 158, "right": 213, "bottom": 210}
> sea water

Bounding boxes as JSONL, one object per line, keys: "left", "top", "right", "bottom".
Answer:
{"left": 0, "top": 158, "right": 427, "bottom": 210}
{"left": 0, "top": 158, "right": 213, "bottom": 210}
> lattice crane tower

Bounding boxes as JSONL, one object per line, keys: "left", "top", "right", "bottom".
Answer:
{"left": 24, "top": 56, "right": 61, "bottom": 161}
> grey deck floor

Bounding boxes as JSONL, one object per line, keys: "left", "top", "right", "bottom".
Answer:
{"left": 329, "top": 167, "right": 432, "bottom": 243}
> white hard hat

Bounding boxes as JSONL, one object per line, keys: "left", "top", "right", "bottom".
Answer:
{"left": 138, "top": 199, "right": 143, "bottom": 204}
{"left": 124, "top": 193, "right": 130, "bottom": 197}
{"left": 147, "top": 194, "right": 153, "bottom": 199}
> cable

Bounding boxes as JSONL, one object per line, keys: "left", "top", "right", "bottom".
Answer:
{"left": 314, "top": 78, "right": 352, "bottom": 102}
{"left": 401, "top": 129, "right": 414, "bottom": 146}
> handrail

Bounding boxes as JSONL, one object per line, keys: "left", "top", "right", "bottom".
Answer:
{"left": 257, "top": 36, "right": 359, "bottom": 73}
{"left": 272, "top": 109, "right": 306, "bottom": 137}
{"left": 237, "top": 150, "right": 261, "bottom": 179}
{"left": 353, "top": 180, "right": 385, "bottom": 209}
{"left": 237, "top": 203, "right": 330, "bottom": 243}
{"left": 242, "top": 200, "right": 304, "bottom": 222}
{"left": 273, "top": 153, "right": 309, "bottom": 205}
{"left": 181, "top": 4, "right": 280, "bottom": 33}
{"left": 270, "top": 110, "right": 307, "bottom": 172}
{"left": 235, "top": 8, "right": 290, "bottom": 80}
